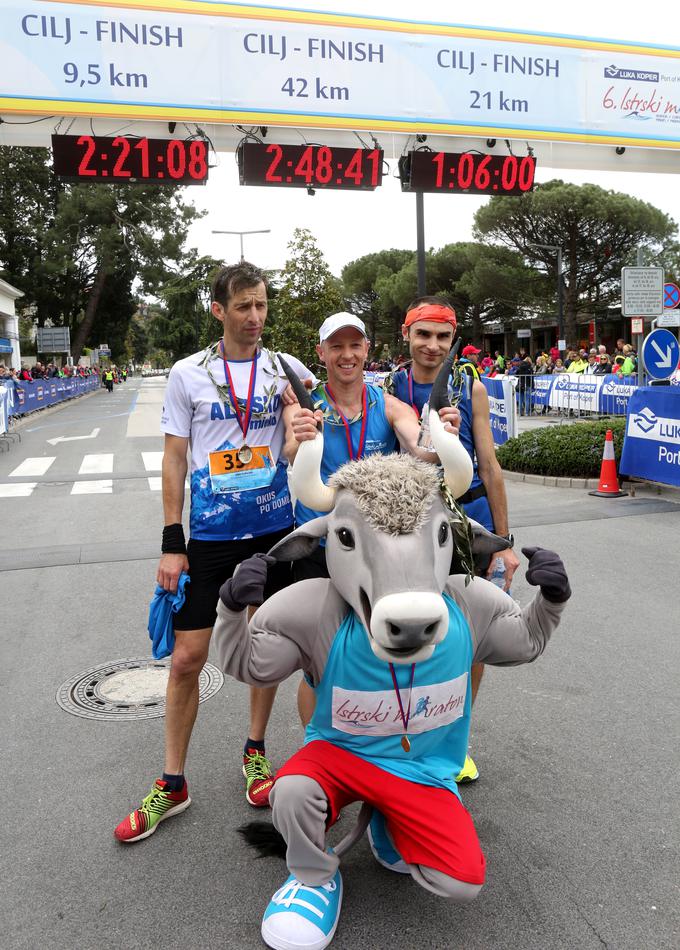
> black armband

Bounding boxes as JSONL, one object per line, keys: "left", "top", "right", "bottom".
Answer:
{"left": 162, "top": 523, "right": 187, "bottom": 555}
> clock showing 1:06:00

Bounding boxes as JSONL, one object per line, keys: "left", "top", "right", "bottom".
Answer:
{"left": 51, "top": 134, "right": 210, "bottom": 184}
{"left": 404, "top": 150, "right": 537, "bottom": 195}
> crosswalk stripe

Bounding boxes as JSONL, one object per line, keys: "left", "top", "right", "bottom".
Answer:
{"left": 142, "top": 452, "right": 164, "bottom": 471}
{"left": 79, "top": 454, "right": 114, "bottom": 474}
{"left": 0, "top": 482, "right": 37, "bottom": 497}
{"left": 71, "top": 479, "right": 113, "bottom": 495}
{"left": 9, "top": 457, "right": 56, "bottom": 477}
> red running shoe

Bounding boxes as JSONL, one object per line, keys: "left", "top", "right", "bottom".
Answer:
{"left": 114, "top": 779, "right": 191, "bottom": 843}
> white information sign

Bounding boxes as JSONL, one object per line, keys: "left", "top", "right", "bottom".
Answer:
{"left": 657, "top": 313, "right": 680, "bottom": 328}
{"left": 621, "top": 267, "right": 665, "bottom": 317}
{"left": 631, "top": 318, "right": 644, "bottom": 335}
{"left": 1, "top": 2, "right": 680, "bottom": 146}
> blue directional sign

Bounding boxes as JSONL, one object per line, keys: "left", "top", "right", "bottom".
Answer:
{"left": 641, "top": 328, "right": 680, "bottom": 380}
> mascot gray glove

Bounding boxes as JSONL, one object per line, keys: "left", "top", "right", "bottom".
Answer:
{"left": 522, "top": 547, "right": 571, "bottom": 604}
{"left": 219, "top": 553, "right": 276, "bottom": 612}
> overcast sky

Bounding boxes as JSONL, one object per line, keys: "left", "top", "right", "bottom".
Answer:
{"left": 185, "top": 0, "right": 680, "bottom": 276}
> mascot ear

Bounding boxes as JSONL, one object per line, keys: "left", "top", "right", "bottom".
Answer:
{"left": 267, "top": 516, "right": 330, "bottom": 562}
{"left": 448, "top": 516, "right": 510, "bottom": 576}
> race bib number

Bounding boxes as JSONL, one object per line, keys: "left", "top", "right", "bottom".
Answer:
{"left": 208, "top": 446, "right": 276, "bottom": 493}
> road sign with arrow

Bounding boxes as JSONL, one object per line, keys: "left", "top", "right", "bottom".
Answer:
{"left": 641, "top": 329, "right": 680, "bottom": 381}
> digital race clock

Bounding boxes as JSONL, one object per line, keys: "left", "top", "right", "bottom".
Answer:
{"left": 238, "top": 142, "right": 383, "bottom": 190}
{"left": 400, "top": 150, "right": 536, "bottom": 195}
{"left": 51, "top": 134, "right": 209, "bottom": 185}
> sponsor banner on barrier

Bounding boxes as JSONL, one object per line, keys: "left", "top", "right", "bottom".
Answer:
{"left": 13, "top": 376, "right": 99, "bottom": 415}
{"left": 531, "top": 375, "right": 554, "bottom": 407}
{"left": 620, "top": 388, "right": 680, "bottom": 487}
{"left": 0, "top": 385, "right": 9, "bottom": 435}
{"left": 549, "top": 373, "right": 600, "bottom": 411}
{"left": 363, "top": 371, "right": 389, "bottom": 387}
{"left": 481, "top": 376, "right": 517, "bottom": 445}
{"left": 525, "top": 373, "right": 638, "bottom": 415}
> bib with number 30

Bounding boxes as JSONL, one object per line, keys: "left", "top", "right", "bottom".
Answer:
{"left": 208, "top": 445, "right": 276, "bottom": 493}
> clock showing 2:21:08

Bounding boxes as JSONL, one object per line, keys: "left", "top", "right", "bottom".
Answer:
{"left": 51, "top": 134, "right": 210, "bottom": 184}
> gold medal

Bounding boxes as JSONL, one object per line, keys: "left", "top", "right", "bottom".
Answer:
{"left": 238, "top": 444, "right": 253, "bottom": 464}
{"left": 401, "top": 735, "right": 411, "bottom": 753}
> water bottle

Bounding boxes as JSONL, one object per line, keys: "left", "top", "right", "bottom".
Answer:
{"left": 489, "top": 557, "right": 506, "bottom": 590}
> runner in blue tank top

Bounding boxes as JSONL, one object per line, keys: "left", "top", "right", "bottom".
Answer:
{"left": 386, "top": 296, "right": 521, "bottom": 783}
{"left": 283, "top": 311, "right": 462, "bottom": 727}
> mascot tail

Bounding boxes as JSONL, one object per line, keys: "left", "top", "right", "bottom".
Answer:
{"left": 237, "top": 821, "right": 286, "bottom": 858}
{"left": 237, "top": 803, "right": 373, "bottom": 860}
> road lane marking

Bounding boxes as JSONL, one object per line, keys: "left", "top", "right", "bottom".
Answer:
{"left": 148, "top": 476, "right": 162, "bottom": 491}
{"left": 0, "top": 483, "right": 37, "bottom": 497}
{"left": 71, "top": 479, "right": 113, "bottom": 494}
{"left": 47, "top": 427, "right": 100, "bottom": 445}
{"left": 79, "top": 454, "right": 114, "bottom": 474}
{"left": 9, "top": 457, "right": 56, "bottom": 477}
{"left": 142, "top": 452, "right": 164, "bottom": 471}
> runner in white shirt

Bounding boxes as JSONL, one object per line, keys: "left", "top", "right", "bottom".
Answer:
{"left": 114, "top": 262, "right": 315, "bottom": 844}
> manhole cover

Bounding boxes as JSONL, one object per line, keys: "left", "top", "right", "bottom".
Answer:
{"left": 56, "top": 657, "right": 224, "bottom": 721}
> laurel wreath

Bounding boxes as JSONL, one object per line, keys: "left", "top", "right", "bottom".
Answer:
{"left": 200, "top": 342, "right": 284, "bottom": 419}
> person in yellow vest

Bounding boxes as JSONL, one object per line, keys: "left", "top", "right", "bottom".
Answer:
{"left": 458, "top": 345, "right": 481, "bottom": 380}
{"left": 104, "top": 368, "right": 114, "bottom": 393}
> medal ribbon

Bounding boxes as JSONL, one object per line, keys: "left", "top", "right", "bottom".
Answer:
{"left": 407, "top": 369, "right": 420, "bottom": 418}
{"left": 220, "top": 343, "right": 258, "bottom": 442}
{"left": 389, "top": 663, "right": 416, "bottom": 738}
{"left": 323, "top": 384, "right": 368, "bottom": 461}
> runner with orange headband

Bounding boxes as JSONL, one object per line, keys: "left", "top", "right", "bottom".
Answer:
{"left": 385, "top": 295, "right": 520, "bottom": 784}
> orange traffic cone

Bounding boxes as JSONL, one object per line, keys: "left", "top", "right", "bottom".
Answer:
{"left": 589, "top": 429, "right": 628, "bottom": 497}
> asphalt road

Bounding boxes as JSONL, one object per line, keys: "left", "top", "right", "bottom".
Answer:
{"left": 2, "top": 379, "right": 678, "bottom": 950}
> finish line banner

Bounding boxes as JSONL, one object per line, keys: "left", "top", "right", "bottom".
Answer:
{"left": 620, "top": 387, "right": 680, "bottom": 487}
{"left": 481, "top": 376, "right": 517, "bottom": 445}
{"left": 1, "top": 2, "right": 680, "bottom": 146}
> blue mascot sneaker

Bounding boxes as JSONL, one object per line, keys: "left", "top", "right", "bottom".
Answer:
{"left": 367, "top": 811, "right": 410, "bottom": 874}
{"left": 261, "top": 867, "right": 343, "bottom": 950}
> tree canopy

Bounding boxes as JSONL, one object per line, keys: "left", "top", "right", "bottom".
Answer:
{"left": 264, "top": 228, "right": 342, "bottom": 368}
{"left": 473, "top": 179, "right": 677, "bottom": 342}
{"left": 0, "top": 145, "right": 202, "bottom": 362}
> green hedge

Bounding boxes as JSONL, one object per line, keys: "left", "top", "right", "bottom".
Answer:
{"left": 496, "top": 418, "right": 627, "bottom": 479}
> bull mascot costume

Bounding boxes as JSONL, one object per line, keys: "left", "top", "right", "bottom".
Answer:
{"left": 213, "top": 352, "right": 571, "bottom": 950}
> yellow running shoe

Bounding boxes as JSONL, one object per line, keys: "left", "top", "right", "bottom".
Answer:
{"left": 455, "top": 755, "right": 479, "bottom": 784}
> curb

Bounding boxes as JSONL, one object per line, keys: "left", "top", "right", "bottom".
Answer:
{"left": 501, "top": 469, "right": 598, "bottom": 490}
{"left": 502, "top": 468, "right": 680, "bottom": 499}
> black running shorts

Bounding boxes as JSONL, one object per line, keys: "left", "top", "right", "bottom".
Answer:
{"left": 173, "top": 529, "right": 292, "bottom": 631}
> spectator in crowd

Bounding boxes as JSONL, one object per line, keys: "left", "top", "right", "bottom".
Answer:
{"left": 568, "top": 350, "right": 588, "bottom": 373}
{"left": 0, "top": 364, "right": 10, "bottom": 382}
{"left": 515, "top": 355, "right": 534, "bottom": 415}
{"left": 615, "top": 344, "right": 637, "bottom": 376}
{"left": 553, "top": 358, "right": 567, "bottom": 374}
{"left": 534, "top": 354, "right": 553, "bottom": 375}
{"left": 18, "top": 365, "right": 32, "bottom": 381}
{"left": 598, "top": 344, "right": 608, "bottom": 356}
{"left": 458, "top": 345, "right": 481, "bottom": 380}
{"left": 585, "top": 350, "right": 599, "bottom": 375}
{"left": 549, "top": 345, "right": 560, "bottom": 362}
{"left": 494, "top": 350, "right": 506, "bottom": 371}
{"left": 480, "top": 355, "right": 495, "bottom": 377}
{"left": 594, "top": 353, "right": 612, "bottom": 375}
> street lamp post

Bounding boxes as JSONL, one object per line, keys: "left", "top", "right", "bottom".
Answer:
{"left": 528, "top": 243, "right": 564, "bottom": 355}
{"left": 211, "top": 229, "right": 271, "bottom": 261}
